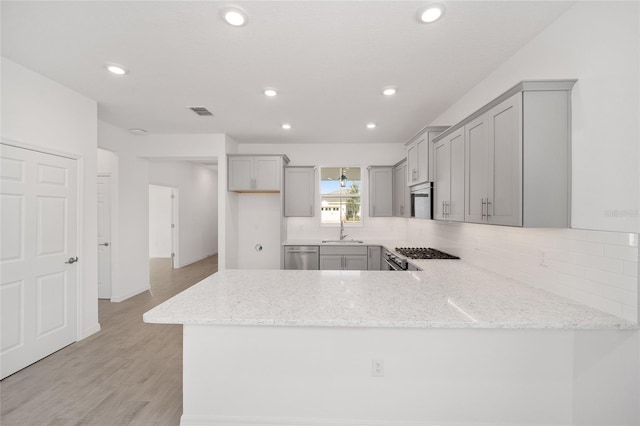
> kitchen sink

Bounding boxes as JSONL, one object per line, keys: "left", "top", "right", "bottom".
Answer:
{"left": 321, "top": 239, "right": 364, "bottom": 244}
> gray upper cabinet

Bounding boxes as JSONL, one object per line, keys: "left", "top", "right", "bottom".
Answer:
{"left": 393, "top": 160, "right": 410, "bottom": 217}
{"left": 228, "top": 155, "right": 289, "bottom": 192}
{"left": 434, "top": 80, "right": 576, "bottom": 228}
{"left": 464, "top": 92, "right": 529, "bottom": 226}
{"left": 284, "top": 166, "right": 315, "bottom": 217}
{"left": 406, "top": 134, "right": 427, "bottom": 186}
{"left": 433, "top": 128, "right": 465, "bottom": 222}
{"left": 405, "top": 126, "right": 449, "bottom": 186}
{"left": 368, "top": 166, "right": 393, "bottom": 217}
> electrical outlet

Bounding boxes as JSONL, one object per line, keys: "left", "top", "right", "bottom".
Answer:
{"left": 538, "top": 250, "right": 548, "bottom": 267}
{"left": 372, "top": 359, "right": 384, "bottom": 377}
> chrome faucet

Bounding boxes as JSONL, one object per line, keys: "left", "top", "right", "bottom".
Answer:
{"left": 339, "top": 215, "right": 348, "bottom": 240}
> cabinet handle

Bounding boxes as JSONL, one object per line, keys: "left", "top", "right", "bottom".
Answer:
{"left": 445, "top": 201, "right": 449, "bottom": 218}
{"left": 486, "top": 200, "right": 492, "bottom": 219}
{"left": 442, "top": 201, "right": 445, "bottom": 219}
{"left": 481, "top": 198, "right": 486, "bottom": 219}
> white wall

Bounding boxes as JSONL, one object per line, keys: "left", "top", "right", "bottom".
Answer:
{"left": 407, "top": 220, "right": 638, "bottom": 322}
{"left": 408, "top": 1, "right": 640, "bottom": 323}
{"left": 148, "top": 184, "right": 173, "bottom": 258}
{"left": 98, "top": 124, "right": 227, "bottom": 300}
{"left": 148, "top": 161, "right": 218, "bottom": 266}
{"left": 238, "top": 143, "right": 408, "bottom": 242}
{"left": 429, "top": 1, "right": 640, "bottom": 234}
{"left": 1, "top": 58, "right": 100, "bottom": 338}
{"left": 183, "top": 326, "right": 639, "bottom": 426}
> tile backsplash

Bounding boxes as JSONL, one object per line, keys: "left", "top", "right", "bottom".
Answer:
{"left": 407, "top": 220, "right": 639, "bottom": 322}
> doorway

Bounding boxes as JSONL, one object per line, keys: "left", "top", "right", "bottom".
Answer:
{"left": 97, "top": 175, "right": 112, "bottom": 299}
{"left": 148, "top": 184, "right": 178, "bottom": 268}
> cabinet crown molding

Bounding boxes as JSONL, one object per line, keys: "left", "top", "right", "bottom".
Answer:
{"left": 432, "top": 79, "right": 577, "bottom": 143}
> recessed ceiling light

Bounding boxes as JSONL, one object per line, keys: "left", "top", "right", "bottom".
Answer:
{"left": 106, "top": 64, "right": 127, "bottom": 75}
{"left": 382, "top": 87, "right": 397, "bottom": 96}
{"left": 129, "top": 128, "right": 147, "bottom": 135}
{"left": 281, "top": 123, "right": 292, "bottom": 130}
{"left": 418, "top": 4, "right": 446, "bottom": 24}
{"left": 263, "top": 88, "right": 278, "bottom": 97}
{"left": 223, "top": 7, "right": 248, "bottom": 26}
{"left": 366, "top": 123, "right": 377, "bottom": 129}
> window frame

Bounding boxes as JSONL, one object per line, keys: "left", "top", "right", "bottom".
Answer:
{"left": 318, "top": 165, "right": 364, "bottom": 227}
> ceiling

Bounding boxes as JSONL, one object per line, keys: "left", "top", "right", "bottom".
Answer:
{"left": 1, "top": 1, "right": 574, "bottom": 145}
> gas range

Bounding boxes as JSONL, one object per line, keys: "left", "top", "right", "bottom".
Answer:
{"left": 394, "top": 247, "right": 460, "bottom": 260}
{"left": 383, "top": 247, "right": 459, "bottom": 271}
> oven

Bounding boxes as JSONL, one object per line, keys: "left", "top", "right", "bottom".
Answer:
{"left": 383, "top": 250, "right": 407, "bottom": 271}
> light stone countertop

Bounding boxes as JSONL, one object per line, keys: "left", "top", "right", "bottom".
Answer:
{"left": 143, "top": 264, "right": 636, "bottom": 329}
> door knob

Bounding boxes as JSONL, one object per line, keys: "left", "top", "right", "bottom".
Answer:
{"left": 65, "top": 257, "right": 79, "bottom": 264}
{"left": 99, "top": 242, "right": 110, "bottom": 246}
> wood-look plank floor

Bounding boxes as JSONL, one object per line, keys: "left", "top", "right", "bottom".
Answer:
{"left": 1, "top": 255, "right": 218, "bottom": 426}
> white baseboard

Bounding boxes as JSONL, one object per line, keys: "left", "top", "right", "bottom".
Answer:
{"left": 81, "top": 324, "right": 101, "bottom": 340}
{"left": 180, "top": 415, "right": 441, "bottom": 426}
{"left": 110, "top": 285, "right": 149, "bottom": 302}
{"left": 176, "top": 251, "right": 217, "bottom": 269}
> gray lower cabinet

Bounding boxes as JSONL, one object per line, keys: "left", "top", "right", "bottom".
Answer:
{"left": 319, "top": 246, "right": 368, "bottom": 270}
{"left": 367, "top": 246, "right": 382, "bottom": 270}
{"left": 284, "top": 166, "right": 315, "bottom": 217}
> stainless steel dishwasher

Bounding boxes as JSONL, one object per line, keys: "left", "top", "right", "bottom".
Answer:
{"left": 283, "top": 246, "right": 320, "bottom": 270}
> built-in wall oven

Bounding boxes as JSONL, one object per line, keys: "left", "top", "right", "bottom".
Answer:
{"left": 410, "top": 182, "right": 433, "bottom": 219}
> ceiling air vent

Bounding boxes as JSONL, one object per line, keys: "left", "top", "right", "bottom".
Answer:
{"left": 188, "top": 106, "right": 214, "bottom": 117}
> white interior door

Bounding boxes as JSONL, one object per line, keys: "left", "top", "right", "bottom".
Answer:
{"left": 97, "top": 175, "right": 111, "bottom": 299}
{"left": 1, "top": 143, "right": 78, "bottom": 379}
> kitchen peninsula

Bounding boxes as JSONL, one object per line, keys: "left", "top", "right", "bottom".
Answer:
{"left": 144, "top": 264, "right": 638, "bottom": 426}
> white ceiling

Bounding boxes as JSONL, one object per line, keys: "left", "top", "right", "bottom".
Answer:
{"left": 1, "top": 1, "right": 574, "bottom": 144}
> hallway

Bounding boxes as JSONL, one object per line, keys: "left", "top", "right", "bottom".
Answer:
{"left": 0, "top": 255, "right": 218, "bottom": 426}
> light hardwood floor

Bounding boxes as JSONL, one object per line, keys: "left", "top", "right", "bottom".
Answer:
{"left": 1, "top": 255, "right": 218, "bottom": 426}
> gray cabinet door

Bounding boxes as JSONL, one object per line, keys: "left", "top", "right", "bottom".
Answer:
{"left": 367, "top": 246, "right": 382, "bottom": 270}
{"left": 254, "top": 157, "right": 281, "bottom": 191}
{"left": 320, "top": 255, "right": 343, "bottom": 270}
{"left": 449, "top": 129, "right": 466, "bottom": 222}
{"left": 465, "top": 114, "right": 490, "bottom": 223}
{"left": 406, "top": 141, "right": 418, "bottom": 185}
{"left": 369, "top": 166, "right": 393, "bottom": 217}
{"left": 488, "top": 92, "right": 522, "bottom": 226}
{"left": 284, "top": 167, "right": 315, "bottom": 217}
{"left": 433, "top": 138, "right": 450, "bottom": 220}
{"left": 407, "top": 135, "right": 428, "bottom": 186}
{"left": 344, "top": 255, "right": 368, "bottom": 271}
{"left": 434, "top": 128, "right": 465, "bottom": 222}
{"left": 228, "top": 156, "right": 254, "bottom": 190}
{"left": 393, "top": 162, "right": 410, "bottom": 217}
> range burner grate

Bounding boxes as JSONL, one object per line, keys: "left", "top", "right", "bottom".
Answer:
{"left": 395, "top": 247, "right": 460, "bottom": 260}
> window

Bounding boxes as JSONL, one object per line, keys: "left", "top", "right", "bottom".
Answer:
{"left": 320, "top": 167, "right": 361, "bottom": 225}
